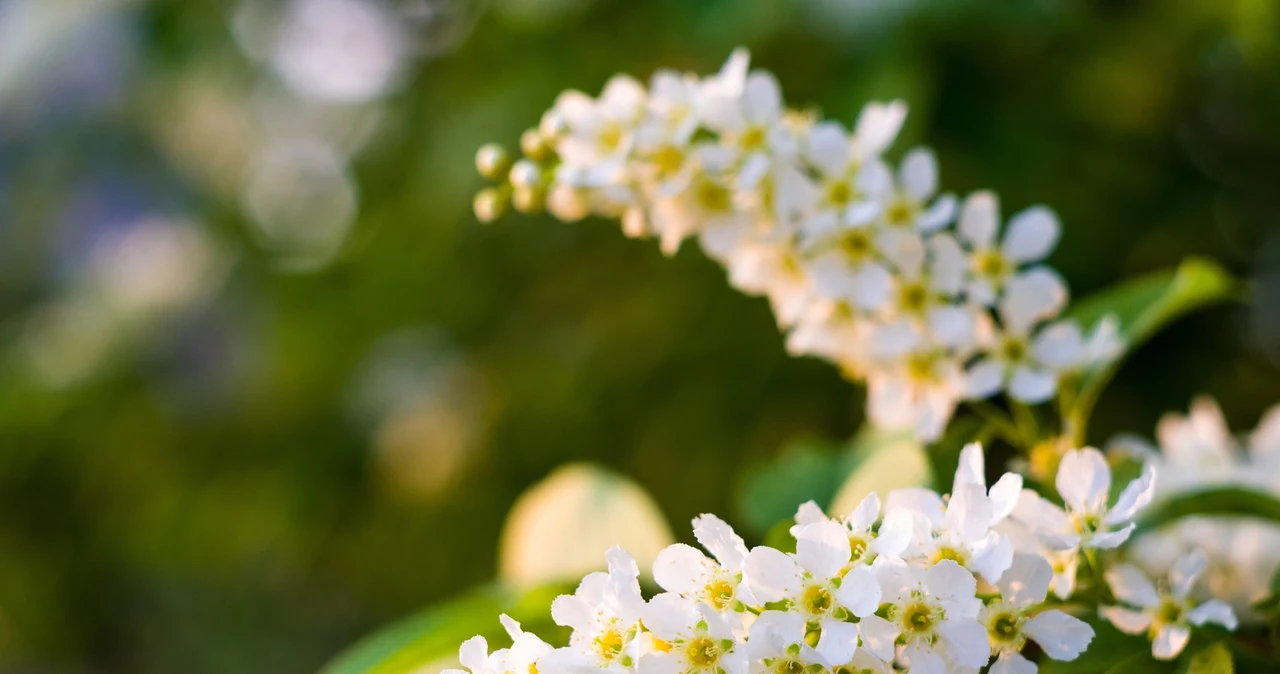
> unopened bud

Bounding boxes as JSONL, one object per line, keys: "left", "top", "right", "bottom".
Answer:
{"left": 539, "top": 111, "right": 568, "bottom": 139}
{"left": 512, "top": 185, "right": 546, "bottom": 214}
{"left": 521, "top": 129, "right": 551, "bottom": 162}
{"left": 547, "top": 183, "right": 589, "bottom": 222}
{"left": 509, "top": 159, "right": 542, "bottom": 189}
{"left": 475, "top": 143, "right": 512, "bottom": 181}
{"left": 473, "top": 187, "right": 509, "bottom": 223}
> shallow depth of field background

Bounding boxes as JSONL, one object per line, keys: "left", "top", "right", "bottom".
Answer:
{"left": 1, "top": 0, "right": 1278, "bottom": 671}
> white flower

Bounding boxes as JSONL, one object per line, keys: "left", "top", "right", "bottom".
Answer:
{"left": 448, "top": 615, "right": 553, "bottom": 674}
{"left": 861, "top": 560, "right": 990, "bottom": 673}
{"left": 554, "top": 75, "right": 647, "bottom": 184}
{"left": 954, "top": 192, "right": 1061, "bottom": 306}
{"left": 544, "top": 547, "right": 647, "bottom": 672}
{"left": 653, "top": 515, "right": 755, "bottom": 617}
{"left": 874, "top": 148, "right": 957, "bottom": 233}
{"left": 792, "top": 493, "right": 913, "bottom": 565}
{"left": 1102, "top": 550, "right": 1238, "bottom": 660}
{"left": 741, "top": 610, "right": 830, "bottom": 673}
{"left": 886, "top": 484, "right": 1013, "bottom": 584}
{"left": 865, "top": 346, "right": 966, "bottom": 442}
{"left": 1013, "top": 446, "right": 1156, "bottom": 551}
{"left": 639, "top": 594, "right": 747, "bottom": 674}
{"left": 1151, "top": 397, "right": 1246, "bottom": 494}
{"left": 744, "top": 521, "right": 883, "bottom": 665}
{"left": 964, "top": 319, "right": 1085, "bottom": 404}
{"left": 982, "top": 555, "right": 1094, "bottom": 674}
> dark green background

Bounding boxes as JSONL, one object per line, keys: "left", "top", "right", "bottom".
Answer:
{"left": 0, "top": 0, "right": 1277, "bottom": 671}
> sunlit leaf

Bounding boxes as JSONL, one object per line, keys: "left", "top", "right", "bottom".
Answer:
{"left": 320, "top": 584, "right": 569, "bottom": 674}
{"left": 1063, "top": 257, "right": 1243, "bottom": 440}
{"left": 1135, "top": 487, "right": 1280, "bottom": 536}
{"left": 827, "top": 426, "right": 930, "bottom": 518}
{"left": 499, "top": 462, "right": 674, "bottom": 586}
{"left": 1179, "top": 641, "right": 1234, "bottom": 674}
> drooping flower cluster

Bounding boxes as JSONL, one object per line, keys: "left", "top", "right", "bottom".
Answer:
{"left": 444, "top": 444, "right": 1240, "bottom": 674}
{"left": 472, "top": 49, "right": 1119, "bottom": 441}
{"left": 1116, "top": 397, "right": 1280, "bottom": 622}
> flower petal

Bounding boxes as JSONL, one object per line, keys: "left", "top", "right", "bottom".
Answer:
{"left": 857, "top": 614, "right": 900, "bottom": 663}
{"left": 1152, "top": 624, "right": 1191, "bottom": 661}
{"left": 795, "top": 520, "right": 852, "bottom": 579}
{"left": 1104, "top": 564, "right": 1160, "bottom": 608}
{"left": 957, "top": 191, "right": 999, "bottom": 249}
{"left": 937, "top": 618, "right": 991, "bottom": 668}
{"left": 835, "top": 565, "right": 882, "bottom": 617}
{"left": 997, "top": 554, "right": 1053, "bottom": 606}
{"left": 694, "top": 513, "right": 750, "bottom": 570}
{"left": 744, "top": 546, "right": 801, "bottom": 603}
{"left": 899, "top": 148, "right": 937, "bottom": 201}
{"left": 1025, "top": 609, "right": 1095, "bottom": 661}
{"left": 1055, "top": 447, "right": 1112, "bottom": 515}
{"left": 816, "top": 617, "right": 860, "bottom": 666}
{"left": 1101, "top": 605, "right": 1153, "bottom": 635}
{"left": 652, "top": 544, "right": 711, "bottom": 595}
{"left": 1187, "top": 599, "right": 1237, "bottom": 630}
{"left": 1002, "top": 205, "right": 1060, "bottom": 264}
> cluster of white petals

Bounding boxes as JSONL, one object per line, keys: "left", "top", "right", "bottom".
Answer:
{"left": 1117, "top": 397, "right": 1280, "bottom": 622}
{"left": 473, "top": 49, "right": 1119, "bottom": 442}
{"left": 447, "top": 444, "right": 1110, "bottom": 674}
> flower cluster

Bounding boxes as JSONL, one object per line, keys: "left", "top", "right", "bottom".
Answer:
{"left": 473, "top": 49, "right": 1118, "bottom": 441}
{"left": 444, "top": 443, "right": 1238, "bottom": 674}
{"left": 1117, "top": 397, "right": 1280, "bottom": 622}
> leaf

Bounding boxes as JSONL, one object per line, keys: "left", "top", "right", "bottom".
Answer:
{"left": 499, "top": 463, "right": 674, "bottom": 586}
{"left": 1135, "top": 487, "right": 1280, "bottom": 536}
{"left": 827, "top": 426, "right": 930, "bottom": 518}
{"left": 762, "top": 519, "right": 797, "bottom": 554}
{"left": 1063, "top": 257, "right": 1243, "bottom": 439}
{"left": 320, "top": 584, "right": 569, "bottom": 674}
{"left": 735, "top": 439, "right": 854, "bottom": 536}
{"left": 1179, "top": 641, "right": 1234, "bottom": 674}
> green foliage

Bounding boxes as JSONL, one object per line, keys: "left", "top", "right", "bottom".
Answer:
{"left": 735, "top": 440, "right": 855, "bottom": 537}
{"left": 1063, "top": 257, "right": 1243, "bottom": 441}
{"left": 1180, "top": 641, "right": 1234, "bottom": 674}
{"left": 321, "top": 584, "right": 569, "bottom": 674}
{"left": 1135, "top": 487, "right": 1280, "bottom": 536}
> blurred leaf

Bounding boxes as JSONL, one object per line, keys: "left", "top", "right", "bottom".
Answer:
{"left": 735, "top": 439, "right": 853, "bottom": 536}
{"left": 1179, "top": 641, "right": 1233, "bottom": 674}
{"left": 320, "top": 583, "right": 568, "bottom": 674}
{"left": 1064, "top": 257, "right": 1243, "bottom": 439}
{"left": 827, "top": 426, "right": 930, "bottom": 518}
{"left": 500, "top": 463, "right": 674, "bottom": 586}
{"left": 1136, "top": 488, "right": 1280, "bottom": 536}
{"left": 762, "top": 519, "right": 797, "bottom": 554}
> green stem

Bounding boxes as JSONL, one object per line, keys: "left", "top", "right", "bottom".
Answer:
{"left": 1009, "top": 400, "right": 1041, "bottom": 445}
{"left": 1083, "top": 548, "right": 1113, "bottom": 605}
{"left": 965, "top": 400, "right": 1030, "bottom": 450}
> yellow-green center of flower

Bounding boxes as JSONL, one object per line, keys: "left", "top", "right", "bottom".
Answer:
{"left": 694, "top": 177, "right": 732, "bottom": 212}
{"left": 825, "top": 180, "right": 855, "bottom": 207}
{"left": 685, "top": 637, "right": 721, "bottom": 668}
{"left": 598, "top": 124, "right": 624, "bottom": 152}
{"left": 975, "top": 250, "right": 1008, "bottom": 279}
{"left": 903, "top": 602, "right": 938, "bottom": 636}
{"left": 885, "top": 197, "right": 916, "bottom": 227}
{"left": 1071, "top": 513, "right": 1101, "bottom": 536}
{"left": 774, "top": 659, "right": 806, "bottom": 674}
{"left": 802, "top": 584, "right": 834, "bottom": 615}
{"left": 988, "top": 612, "right": 1022, "bottom": 645}
{"left": 933, "top": 546, "right": 968, "bottom": 566}
{"left": 1000, "top": 336, "right": 1027, "bottom": 363}
{"left": 1157, "top": 600, "right": 1184, "bottom": 625}
{"left": 594, "top": 627, "right": 625, "bottom": 660}
{"left": 898, "top": 282, "right": 930, "bottom": 314}
{"left": 839, "top": 229, "right": 873, "bottom": 261}
{"left": 707, "top": 579, "right": 736, "bottom": 611}
{"left": 907, "top": 352, "right": 940, "bottom": 383}
{"left": 740, "top": 126, "right": 768, "bottom": 151}
{"left": 653, "top": 145, "right": 685, "bottom": 175}
{"left": 849, "top": 535, "right": 868, "bottom": 561}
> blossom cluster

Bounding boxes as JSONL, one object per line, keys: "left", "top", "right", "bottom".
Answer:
{"left": 1118, "top": 397, "right": 1280, "bottom": 621}
{"left": 445, "top": 444, "right": 1237, "bottom": 674}
{"left": 472, "top": 49, "right": 1119, "bottom": 441}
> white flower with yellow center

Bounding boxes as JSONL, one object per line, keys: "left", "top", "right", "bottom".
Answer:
{"left": 981, "top": 555, "right": 1094, "bottom": 674}
{"left": 871, "top": 148, "right": 956, "bottom": 233}
{"left": 742, "top": 610, "right": 830, "bottom": 674}
{"left": 448, "top": 615, "right": 552, "bottom": 674}
{"left": 864, "top": 346, "right": 966, "bottom": 442}
{"left": 649, "top": 144, "right": 754, "bottom": 258}
{"left": 792, "top": 493, "right": 913, "bottom": 567}
{"left": 553, "top": 75, "right": 648, "bottom": 185}
{"left": 1102, "top": 550, "right": 1237, "bottom": 660}
{"left": 954, "top": 192, "right": 1061, "bottom": 307}
{"left": 859, "top": 560, "right": 990, "bottom": 673}
{"left": 639, "top": 595, "right": 747, "bottom": 674}
{"left": 1012, "top": 447, "right": 1156, "bottom": 552}
{"left": 545, "top": 547, "right": 648, "bottom": 673}
{"left": 653, "top": 515, "right": 756, "bottom": 618}
{"left": 886, "top": 483, "right": 1013, "bottom": 584}
{"left": 964, "top": 319, "right": 1085, "bottom": 404}
{"left": 744, "top": 520, "right": 883, "bottom": 666}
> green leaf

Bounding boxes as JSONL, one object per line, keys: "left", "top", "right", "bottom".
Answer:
{"left": 1135, "top": 487, "right": 1280, "bottom": 536}
{"left": 1063, "top": 257, "right": 1243, "bottom": 441}
{"left": 762, "top": 519, "right": 797, "bottom": 554}
{"left": 827, "top": 426, "right": 930, "bottom": 517}
{"left": 320, "top": 584, "right": 569, "bottom": 674}
{"left": 1179, "top": 641, "right": 1234, "bottom": 674}
{"left": 734, "top": 439, "right": 854, "bottom": 536}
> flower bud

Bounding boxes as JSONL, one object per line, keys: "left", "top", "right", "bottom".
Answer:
{"left": 475, "top": 143, "right": 512, "bottom": 181}
{"left": 473, "top": 187, "right": 509, "bottom": 223}
{"left": 521, "top": 129, "right": 551, "bottom": 162}
{"left": 547, "top": 183, "right": 588, "bottom": 222}
{"left": 539, "top": 110, "right": 568, "bottom": 140}
{"left": 512, "top": 185, "right": 546, "bottom": 214}
{"left": 509, "top": 159, "right": 542, "bottom": 189}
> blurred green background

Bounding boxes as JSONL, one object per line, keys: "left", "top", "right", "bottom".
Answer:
{"left": 0, "top": 0, "right": 1278, "bottom": 671}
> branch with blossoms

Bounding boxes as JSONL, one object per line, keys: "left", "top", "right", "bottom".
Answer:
{"left": 473, "top": 48, "right": 1121, "bottom": 446}
{"left": 323, "top": 49, "right": 1280, "bottom": 674}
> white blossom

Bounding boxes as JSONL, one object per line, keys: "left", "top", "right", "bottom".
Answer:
{"left": 1102, "top": 550, "right": 1237, "bottom": 660}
